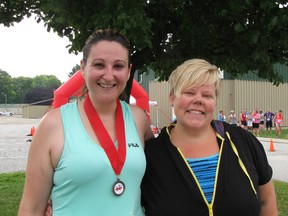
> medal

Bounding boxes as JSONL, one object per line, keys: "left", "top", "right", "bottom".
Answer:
{"left": 113, "top": 178, "right": 126, "bottom": 196}
{"left": 84, "top": 95, "right": 127, "bottom": 196}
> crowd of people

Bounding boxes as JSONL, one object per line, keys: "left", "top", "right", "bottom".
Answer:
{"left": 218, "top": 108, "right": 284, "bottom": 137}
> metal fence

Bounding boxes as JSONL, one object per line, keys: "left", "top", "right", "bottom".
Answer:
{"left": 148, "top": 80, "right": 288, "bottom": 129}
{"left": 3, "top": 79, "right": 287, "bottom": 129}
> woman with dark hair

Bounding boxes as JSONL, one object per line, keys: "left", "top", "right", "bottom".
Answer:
{"left": 18, "top": 29, "right": 154, "bottom": 215}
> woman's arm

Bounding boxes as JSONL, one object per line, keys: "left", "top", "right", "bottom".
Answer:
{"left": 130, "top": 105, "right": 154, "bottom": 144}
{"left": 259, "top": 180, "right": 278, "bottom": 216}
{"left": 18, "top": 110, "right": 63, "bottom": 215}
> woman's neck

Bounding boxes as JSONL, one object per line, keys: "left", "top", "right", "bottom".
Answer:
{"left": 170, "top": 124, "right": 219, "bottom": 158}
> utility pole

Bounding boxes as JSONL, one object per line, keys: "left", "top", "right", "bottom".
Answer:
{"left": 1, "top": 93, "right": 7, "bottom": 109}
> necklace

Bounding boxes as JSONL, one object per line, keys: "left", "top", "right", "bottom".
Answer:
{"left": 84, "top": 95, "right": 126, "bottom": 196}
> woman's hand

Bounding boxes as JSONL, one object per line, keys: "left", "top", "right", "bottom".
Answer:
{"left": 44, "top": 199, "right": 52, "bottom": 216}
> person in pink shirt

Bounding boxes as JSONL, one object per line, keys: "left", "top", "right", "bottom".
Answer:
{"left": 252, "top": 109, "right": 261, "bottom": 136}
{"left": 274, "top": 110, "right": 284, "bottom": 137}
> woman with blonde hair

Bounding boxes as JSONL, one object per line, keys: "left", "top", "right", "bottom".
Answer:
{"left": 141, "top": 59, "right": 277, "bottom": 216}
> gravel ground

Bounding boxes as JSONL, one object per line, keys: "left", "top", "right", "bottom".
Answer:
{"left": 0, "top": 115, "right": 40, "bottom": 173}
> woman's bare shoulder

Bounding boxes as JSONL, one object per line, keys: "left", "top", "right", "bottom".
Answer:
{"left": 39, "top": 108, "right": 62, "bottom": 130}
{"left": 129, "top": 104, "right": 148, "bottom": 121}
{"left": 34, "top": 108, "right": 63, "bottom": 145}
{"left": 129, "top": 104, "right": 154, "bottom": 141}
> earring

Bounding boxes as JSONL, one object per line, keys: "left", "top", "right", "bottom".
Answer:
{"left": 170, "top": 104, "right": 174, "bottom": 107}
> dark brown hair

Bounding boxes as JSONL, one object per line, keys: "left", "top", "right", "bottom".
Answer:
{"left": 80, "top": 29, "right": 131, "bottom": 98}
{"left": 82, "top": 29, "right": 131, "bottom": 65}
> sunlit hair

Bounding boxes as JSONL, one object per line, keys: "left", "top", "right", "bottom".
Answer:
{"left": 80, "top": 29, "right": 131, "bottom": 99}
{"left": 168, "top": 59, "right": 220, "bottom": 97}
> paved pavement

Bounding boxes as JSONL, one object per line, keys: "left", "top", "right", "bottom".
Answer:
{"left": 257, "top": 137, "right": 288, "bottom": 182}
{"left": 0, "top": 115, "right": 287, "bottom": 182}
{"left": 0, "top": 115, "right": 40, "bottom": 173}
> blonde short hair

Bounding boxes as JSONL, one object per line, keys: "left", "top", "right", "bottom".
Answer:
{"left": 168, "top": 59, "right": 220, "bottom": 97}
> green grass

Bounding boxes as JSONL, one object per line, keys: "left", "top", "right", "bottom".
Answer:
{"left": 0, "top": 172, "right": 25, "bottom": 216}
{"left": 258, "top": 128, "right": 288, "bottom": 139}
{"left": 1, "top": 172, "right": 287, "bottom": 215}
{"left": 274, "top": 180, "right": 288, "bottom": 216}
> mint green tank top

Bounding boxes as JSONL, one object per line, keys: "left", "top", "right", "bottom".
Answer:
{"left": 51, "top": 101, "right": 146, "bottom": 216}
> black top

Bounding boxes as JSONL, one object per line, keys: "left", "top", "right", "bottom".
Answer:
{"left": 141, "top": 121, "right": 272, "bottom": 216}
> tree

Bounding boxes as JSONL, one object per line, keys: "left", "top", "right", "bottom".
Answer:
{"left": 0, "top": 0, "right": 39, "bottom": 26}
{"left": 1, "top": 1, "right": 287, "bottom": 101}
{"left": 24, "top": 87, "right": 54, "bottom": 105}
{"left": 68, "top": 64, "right": 81, "bottom": 78}
{"left": 24, "top": 75, "right": 61, "bottom": 104}
{"left": 33, "top": 75, "right": 62, "bottom": 89}
{"left": 0, "top": 70, "right": 62, "bottom": 103}
{"left": 11, "top": 76, "right": 34, "bottom": 103}
{"left": 0, "top": 69, "right": 14, "bottom": 104}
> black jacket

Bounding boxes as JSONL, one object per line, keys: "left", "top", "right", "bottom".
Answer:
{"left": 141, "top": 121, "right": 272, "bottom": 216}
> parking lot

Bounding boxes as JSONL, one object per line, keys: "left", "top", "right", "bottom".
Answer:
{"left": 0, "top": 115, "right": 40, "bottom": 173}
